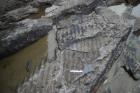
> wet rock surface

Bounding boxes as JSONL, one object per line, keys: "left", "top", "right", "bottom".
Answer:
{"left": 0, "top": 18, "right": 52, "bottom": 59}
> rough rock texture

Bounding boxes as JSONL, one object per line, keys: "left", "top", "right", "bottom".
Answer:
{"left": 96, "top": 19, "right": 140, "bottom": 93}
{"left": 0, "top": 18, "right": 52, "bottom": 59}
{"left": 0, "top": 0, "right": 33, "bottom": 15}
{"left": 0, "top": 5, "right": 38, "bottom": 22}
{"left": 17, "top": 4, "right": 130, "bottom": 92}
{"left": 1, "top": 0, "right": 140, "bottom": 93}
{"left": 96, "top": 8, "right": 140, "bottom": 93}
{"left": 45, "top": 0, "right": 105, "bottom": 17}
{"left": 106, "top": 0, "right": 125, "bottom": 6}
{"left": 0, "top": 0, "right": 54, "bottom": 59}
{"left": 106, "top": 0, "right": 140, "bottom": 6}
{"left": 122, "top": 18, "right": 140, "bottom": 79}
{"left": 96, "top": 57, "right": 140, "bottom": 93}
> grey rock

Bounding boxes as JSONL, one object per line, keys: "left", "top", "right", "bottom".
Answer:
{"left": 0, "top": 0, "right": 33, "bottom": 15}
{"left": 0, "top": 5, "right": 38, "bottom": 22}
{"left": 96, "top": 54, "right": 140, "bottom": 93}
{"left": 133, "top": 18, "right": 140, "bottom": 31}
{"left": 0, "top": 21, "right": 16, "bottom": 30}
{"left": 31, "top": 0, "right": 53, "bottom": 8}
{"left": 56, "top": 8, "right": 128, "bottom": 50}
{"left": 45, "top": 0, "right": 105, "bottom": 18}
{"left": 131, "top": 4, "right": 140, "bottom": 18}
{"left": 119, "top": 18, "right": 140, "bottom": 80}
{"left": 123, "top": 28, "right": 140, "bottom": 79}
{"left": 99, "top": 0, "right": 140, "bottom": 6}
{"left": 18, "top": 7, "right": 130, "bottom": 93}
{"left": 0, "top": 18, "right": 52, "bottom": 59}
{"left": 106, "top": 0, "right": 125, "bottom": 6}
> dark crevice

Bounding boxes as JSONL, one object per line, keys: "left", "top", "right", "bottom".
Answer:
{"left": 133, "top": 29, "right": 140, "bottom": 37}
{"left": 122, "top": 66, "right": 138, "bottom": 80}
{"left": 125, "top": 0, "right": 129, "bottom": 3}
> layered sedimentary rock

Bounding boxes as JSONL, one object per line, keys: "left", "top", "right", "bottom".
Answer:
{"left": 0, "top": 0, "right": 53, "bottom": 59}
{"left": 96, "top": 19, "right": 140, "bottom": 93}
{"left": 0, "top": 18, "right": 52, "bottom": 59}
{"left": 0, "top": 5, "right": 38, "bottom": 22}
{"left": 17, "top": 1, "right": 131, "bottom": 92}
{"left": 0, "top": 0, "right": 33, "bottom": 15}
{"left": 1, "top": 0, "right": 140, "bottom": 93}
{"left": 106, "top": 0, "right": 140, "bottom": 6}
{"left": 0, "top": 0, "right": 139, "bottom": 59}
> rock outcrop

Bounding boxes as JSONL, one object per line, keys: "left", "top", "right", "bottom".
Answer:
{"left": 0, "top": 5, "right": 38, "bottom": 22}
{"left": 0, "top": 18, "right": 52, "bottom": 59}
{"left": 1, "top": 0, "right": 140, "bottom": 93}
{"left": 17, "top": 0, "right": 131, "bottom": 93}
{"left": 96, "top": 19, "right": 140, "bottom": 93}
{"left": 106, "top": 0, "right": 140, "bottom": 6}
{"left": 0, "top": 0, "right": 33, "bottom": 15}
{"left": 0, "top": 0, "right": 53, "bottom": 59}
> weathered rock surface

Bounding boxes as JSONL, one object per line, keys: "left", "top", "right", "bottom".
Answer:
{"left": 106, "top": 0, "right": 140, "bottom": 6}
{"left": 106, "top": 0, "right": 125, "bottom": 6}
{"left": 45, "top": 0, "right": 105, "bottom": 17}
{"left": 1, "top": 0, "right": 140, "bottom": 93}
{"left": 17, "top": 5, "right": 130, "bottom": 93}
{"left": 131, "top": 4, "right": 140, "bottom": 18}
{"left": 0, "top": 0, "right": 33, "bottom": 15}
{"left": 0, "top": 18, "right": 52, "bottom": 59}
{"left": 96, "top": 57, "right": 140, "bottom": 93}
{"left": 122, "top": 18, "right": 140, "bottom": 79}
{"left": 94, "top": 4, "right": 140, "bottom": 93}
{"left": 0, "top": 5, "right": 38, "bottom": 22}
{"left": 0, "top": 0, "right": 54, "bottom": 59}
